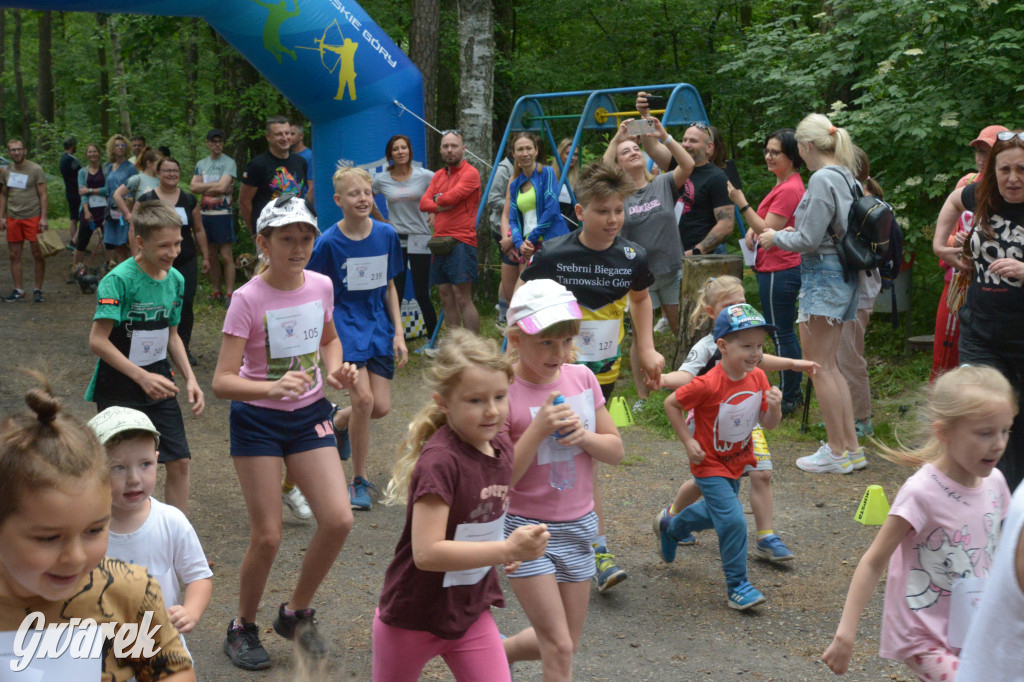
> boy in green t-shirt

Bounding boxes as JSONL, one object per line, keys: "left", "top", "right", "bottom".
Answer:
{"left": 86, "top": 200, "right": 204, "bottom": 513}
{"left": 520, "top": 162, "right": 665, "bottom": 592}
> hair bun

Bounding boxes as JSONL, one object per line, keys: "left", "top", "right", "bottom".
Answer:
{"left": 25, "top": 387, "right": 61, "bottom": 425}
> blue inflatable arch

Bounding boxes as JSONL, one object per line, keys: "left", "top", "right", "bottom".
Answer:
{"left": 4, "top": 0, "right": 426, "bottom": 226}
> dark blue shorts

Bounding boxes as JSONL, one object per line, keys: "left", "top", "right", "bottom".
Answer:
{"left": 203, "top": 214, "right": 235, "bottom": 245}
{"left": 429, "top": 240, "right": 478, "bottom": 286}
{"left": 352, "top": 354, "right": 396, "bottom": 380}
{"left": 229, "top": 397, "right": 336, "bottom": 457}
{"left": 97, "top": 397, "right": 190, "bottom": 463}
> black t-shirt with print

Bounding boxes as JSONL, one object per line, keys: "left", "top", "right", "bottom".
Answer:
{"left": 677, "top": 162, "right": 730, "bottom": 250}
{"left": 241, "top": 151, "right": 309, "bottom": 230}
{"left": 961, "top": 183, "right": 1024, "bottom": 325}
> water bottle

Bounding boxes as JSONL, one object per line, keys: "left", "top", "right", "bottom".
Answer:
{"left": 549, "top": 396, "right": 576, "bottom": 490}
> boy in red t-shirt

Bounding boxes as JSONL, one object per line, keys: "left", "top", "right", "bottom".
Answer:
{"left": 656, "top": 303, "right": 783, "bottom": 610}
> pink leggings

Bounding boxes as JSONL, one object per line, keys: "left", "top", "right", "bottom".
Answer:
{"left": 904, "top": 646, "right": 959, "bottom": 681}
{"left": 371, "top": 608, "right": 511, "bottom": 682}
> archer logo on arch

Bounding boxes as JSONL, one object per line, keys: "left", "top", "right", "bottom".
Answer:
{"left": 296, "top": 19, "right": 359, "bottom": 101}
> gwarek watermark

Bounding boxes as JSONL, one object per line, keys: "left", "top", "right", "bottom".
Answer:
{"left": 9, "top": 611, "right": 162, "bottom": 672}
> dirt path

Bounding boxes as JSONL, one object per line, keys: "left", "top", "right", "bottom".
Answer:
{"left": 0, "top": 247, "right": 914, "bottom": 680}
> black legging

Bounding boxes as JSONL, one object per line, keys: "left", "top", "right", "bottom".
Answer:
{"left": 174, "top": 257, "right": 198, "bottom": 352}
{"left": 393, "top": 247, "right": 437, "bottom": 339}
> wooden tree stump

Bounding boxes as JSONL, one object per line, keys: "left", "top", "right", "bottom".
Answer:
{"left": 672, "top": 255, "right": 745, "bottom": 367}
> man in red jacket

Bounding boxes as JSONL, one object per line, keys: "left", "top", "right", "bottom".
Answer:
{"left": 420, "top": 131, "right": 481, "bottom": 333}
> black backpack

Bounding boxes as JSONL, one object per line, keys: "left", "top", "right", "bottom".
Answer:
{"left": 823, "top": 167, "right": 899, "bottom": 280}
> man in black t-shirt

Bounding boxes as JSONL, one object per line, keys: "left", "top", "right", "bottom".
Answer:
{"left": 60, "top": 137, "right": 82, "bottom": 244}
{"left": 239, "top": 115, "right": 311, "bottom": 234}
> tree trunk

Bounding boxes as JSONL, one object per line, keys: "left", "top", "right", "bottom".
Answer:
{"left": 13, "top": 10, "right": 32, "bottom": 148}
{"left": 409, "top": 0, "right": 439, "bottom": 166}
{"left": 37, "top": 12, "right": 55, "bottom": 129}
{"left": 456, "top": 0, "right": 494, "bottom": 174}
{"left": 0, "top": 10, "right": 7, "bottom": 145}
{"left": 181, "top": 18, "right": 200, "bottom": 156}
{"left": 108, "top": 16, "right": 131, "bottom": 136}
{"left": 492, "top": 0, "right": 514, "bottom": 155}
{"left": 97, "top": 14, "right": 110, "bottom": 140}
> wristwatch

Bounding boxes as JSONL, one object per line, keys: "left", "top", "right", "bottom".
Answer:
{"left": 691, "top": 246, "right": 702, "bottom": 255}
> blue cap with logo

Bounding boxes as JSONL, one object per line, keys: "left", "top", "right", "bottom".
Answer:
{"left": 713, "top": 303, "right": 777, "bottom": 341}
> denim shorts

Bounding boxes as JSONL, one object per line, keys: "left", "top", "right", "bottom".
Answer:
{"left": 648, "top": 268, "right": 682, "bottom": 308}
{"left": 229, "top": 397, "right": 336, "bottom": 457}
{"left": 429, "top": 240, "right": 478, "bottom": 286}
{"left": 104, "top": 217, "right": 129, "bottom": 247}
{"left": 352, "top": 354, "right": 396, "bottom": 380}
{"left": 203, "top": 213, "right": 235, "bottom": 245}
{"left": 798, "top": 253, "right": 858, "bottom": 324}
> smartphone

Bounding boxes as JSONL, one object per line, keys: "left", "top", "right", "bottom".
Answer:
{"left": 645, "top": 94, "right": 667, "bottom": 109}
{"left": 724, "top": 159, "right": 742, "bottom": 190}
{"left": 625, "top": 118, "right": 656, "bottom": 136}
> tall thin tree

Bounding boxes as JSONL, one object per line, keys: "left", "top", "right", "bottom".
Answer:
{"left": 409, "top": 0, "right": 439, "bottom": 167}
{"left": 107, "top": 15, "right": 131, "bottom": 136}
{"left": 96, "top": 14, "right": 110, "bottom": 140}
{"left": 38, "top": 11, "right": 55, "bottom": 132}
{"left": 456, "top": 0, "right": 494, "bottom": 174}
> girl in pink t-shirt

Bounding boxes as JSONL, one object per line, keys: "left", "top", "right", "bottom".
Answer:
{"left": 823, "top": 365, "right": 1015, "bottom": 681}
{"left": 501, "top": 279, "right": 625, "bottom": 680}
{"left": 212, "top": 196, "right": 359, "bottom": 670}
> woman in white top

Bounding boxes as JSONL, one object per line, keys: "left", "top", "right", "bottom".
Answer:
{"left": 372, "top": 134, "right": 437, "bottom": 338}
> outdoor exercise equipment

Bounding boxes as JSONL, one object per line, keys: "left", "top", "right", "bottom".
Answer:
{"left": 479, "top": 84, "right": 709, "bottom": 228}
{"left": 5, "top": 0, "right": 426, "bottom": 226}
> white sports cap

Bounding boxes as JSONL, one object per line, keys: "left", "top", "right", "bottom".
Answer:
{"left": 507, "top": 279, "right": 582, "bottom": 334}
{"left": 255, "top": 193, "right": 319, "bottom": 235}
{"left": 87, "top": 406, "right": 161, "bottom": 447}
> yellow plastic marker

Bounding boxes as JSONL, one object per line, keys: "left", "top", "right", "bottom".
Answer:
{"left": 854, "top": 484, "right": 891, "bottom": 526}
{"left": 608, "top": 396, "right": 635, "bottom": 428}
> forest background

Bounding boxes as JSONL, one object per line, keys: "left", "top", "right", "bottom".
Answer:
{"left": 1, "top": 0, "right": 1022, "bottom": 345}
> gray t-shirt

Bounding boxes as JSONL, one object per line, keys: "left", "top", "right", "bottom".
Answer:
{"left": 773, "top": 164, "right": 860, "bottom": 255}
{"left": 621, "top": 172, "right": 682, "bottom": 276}
{"left": 678, "top": 333, "right": 717, "bottom": 377}
{"left": 486, "top": 157, "right": 514, "bottom": 231}
{"left": 194, "top": 154, "right": 238, "bottom": 214}
{"left": 372, "top": 165, "right": 434, "bottom": 238}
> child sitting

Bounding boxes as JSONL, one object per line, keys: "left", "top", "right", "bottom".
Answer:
{"left": 88, "top": 406, "right": 213, "bottom": 642}
{"left": 656, "top": 303, "right": 783, "bottom": 610}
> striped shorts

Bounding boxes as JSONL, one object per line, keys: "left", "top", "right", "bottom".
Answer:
{"left": 504, "top": 511, "right": 598, "bottom": 583}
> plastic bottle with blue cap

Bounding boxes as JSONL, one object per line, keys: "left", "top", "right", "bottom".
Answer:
{"left": 549, "top": 395, "right": 576, "bottom": 490}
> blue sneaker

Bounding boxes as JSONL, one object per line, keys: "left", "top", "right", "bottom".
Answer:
{"left": 655, "top": 507, "right": 696, "bottom": 549}
{"left": 592, "top": 545, "right": 627, "bottom": 592}
{"left": 331, "top": 404, "right": 350, "bottom": 461}
{"left": 727, "top": 581, "right": 766, "bottom": 611}
{"left": 755, "top": 534, "right": 794, "bottom": 563}
{"left": 348, "top": 476, "right": 378, "bottom": 511}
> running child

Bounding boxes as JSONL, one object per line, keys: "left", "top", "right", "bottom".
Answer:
{"left": 656, "top": 304, "right": 783, "bottom": 610}
{"left": 373, "top": 329, "right": 550, "bottom": 682}
{"left": 0, "top": 379, "right": 194, "bottom": 681}
{"left": 212, "top": 196, "right": 358, "bottom": 670}
{"left": 501, "top": 279, "right": 626, "bottom": 678}
{"left": 86, "top": 200, "right": 204, "bottom": 514}
{"left": 822, "top": 365, "right": 1014, "bottom": 679}
{"left": 88, "top": 406, "right": 213, "bottom": 644}
{"left": 657, "top": 275, "right": 819, "bottom": 562}
{"left": 308, "top": 166, "right": 407, "bottom": 511}
{"left": 520, "top": 161, "right": 664, "bottom": 591}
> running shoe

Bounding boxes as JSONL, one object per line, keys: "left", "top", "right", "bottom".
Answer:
{"left": 3, "top": 289, "right": 25, "bottom": 302}
{"left": 728, "top": 581, "right": 767, "bottom": 610}
{"left": 848, "top": 446, "right": 868, "bottom": 470}
{"left": 349, "top": 475, "right": 378, "bottom": 511}
{"left": 331, "top": 404, "right": 350, "bottom": 461}
{"left": 796, "top": 442, "right": 853, "bottom": 474}
{"left": 33, "top": 289, "right": 44, "bottom": 303}
{"left": 854, "top": 419, "right": 874, "bottom": 438}
{"left": 283, "top": 486, "right": 313, "bottom": 520}
{"left": 223, "top": 618, "right": 271, "bottom": 670}
{"left": 755, "top": 534, "right": 794, "bottom": 562}
{"left": 273, "top": 603, "right": 328, "bottom": 659}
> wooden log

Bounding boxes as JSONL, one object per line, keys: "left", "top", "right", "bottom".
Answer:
{"left": 672, "top": 254, "right": 745, "bottom": 367}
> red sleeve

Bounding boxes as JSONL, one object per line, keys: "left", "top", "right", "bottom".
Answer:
{"left": 419, "top": 173, "right": 442, "bottom": 213}
{"left": 675, "top": 373, "right": 712, "bottom": 412}
{"left": 755, "top": 369, "right": 771, "bottom": 412}
{"left": 765, "top": 177, "right": 803, "bottom": 221}
{"left": 436, "top": 164, "right": 481, "bottom": 206}
{"left": 409, "top": 439, "right": 459, "bottom": 507}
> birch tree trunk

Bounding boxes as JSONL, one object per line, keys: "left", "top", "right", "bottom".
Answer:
{"left": 456, "top": 0, "right": 493, "bottom": 176}
{"left": 108, "top": 16, "right": 131, "bottom": 136}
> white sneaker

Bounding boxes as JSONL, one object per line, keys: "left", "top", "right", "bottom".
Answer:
{"left": 423, "top": 346, "right": 440, "bottom": 358}
{"left": 653, "top": 317, "right": 670, "bottom": 333}
{"left": 848, "top": 446, "right": 868, "bottom": 470}
{"left": 796, "top": 442, "right": 853, "bottom": 474}
{"left": 283, "top": 486, "right": 313, "bottom": 519}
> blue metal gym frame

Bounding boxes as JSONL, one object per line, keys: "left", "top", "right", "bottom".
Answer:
{"left": 475, "top": 83, "right": 711, "bottom": 229}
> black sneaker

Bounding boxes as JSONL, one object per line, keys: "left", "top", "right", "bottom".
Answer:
{"left": 223, "top": 618, "right": 271, "bottom": 670}
{"left": 273, "top": 602, "right": 329, "bottom": 659}
{"left": 33, "top": 289, "right": 44, "bottom": 303}
{"left": 3, "top": 289, "right": 24, "bottom": 302}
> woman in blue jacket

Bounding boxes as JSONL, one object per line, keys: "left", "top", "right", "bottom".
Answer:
{"left": 500, "top": 132, "right": 567, "bottom": 272}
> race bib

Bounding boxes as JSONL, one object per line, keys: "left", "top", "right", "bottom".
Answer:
{"left": 174, "top": 207, "right": 188, "bottom": 225}
{"left": 128, "top": 328, "right": 169, "bottom": 366}
{"left": 87, "top": 194, "right": 106, "bottom": 208}
{"left": 529, "top": 389, "right": 595, "bottom": 465}
{"left": 202, "top": 173, "right": 220, "bottom": 183}
{"left": 407, "top": 233, "right": 430, "bottom": 255}
{"left": 266, "top": 300, "right": 323, "bottom": 359}
{"left": 947, "top": 576, "right": 986, "bottom": 648}
{"left": 6, "top": 172, "right": 28, "bottom": 190}
{"left": 442, "top": 513, "right": 506, "bottom": 587}
{"left": 715, "top": 392, "right": 762, "bottom": 444}
{"left": 346, "top": 255, "right": 387, "bottom": 291}
{"left": 559, "top": 184, "right": 571, "bottom": 204}
{"left": 575, "top": 320, "right": 619, "bottom": 362}
{"left": 523, "top": 210, "right": 538, "bottom": 238}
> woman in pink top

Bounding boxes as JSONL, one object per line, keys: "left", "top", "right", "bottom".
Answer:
{"left": 728, "top": 128, "right": 805, "bottom": 414}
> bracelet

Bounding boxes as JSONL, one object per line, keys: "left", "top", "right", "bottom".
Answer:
{"left": 739, "top": 204, "right": 751, "bottom": 213}
{"left": 662, "top": 136, "right": 673, "bottom": 145}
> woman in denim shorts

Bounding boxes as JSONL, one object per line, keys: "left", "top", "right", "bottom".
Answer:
{"left": 758, "top": 114, "right": 862, "bottom": 475}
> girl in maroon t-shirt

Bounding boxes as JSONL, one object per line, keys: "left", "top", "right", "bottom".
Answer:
{"left": 373, "top": 329, "right": 549, "bottom": 682}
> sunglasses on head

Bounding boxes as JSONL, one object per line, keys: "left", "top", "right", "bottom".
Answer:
{"left": 440, "top": 129, "right": 462, "bottom": 138}
{"left": 689, "top": 121, "right": 711, "bottom": 133}
{"left": 997, "top": 131, "right": 1024, "bottom": 142}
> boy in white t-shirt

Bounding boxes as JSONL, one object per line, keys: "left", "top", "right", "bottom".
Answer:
{"left": 88, "top": 406, "right": 213, "bottom": 638}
